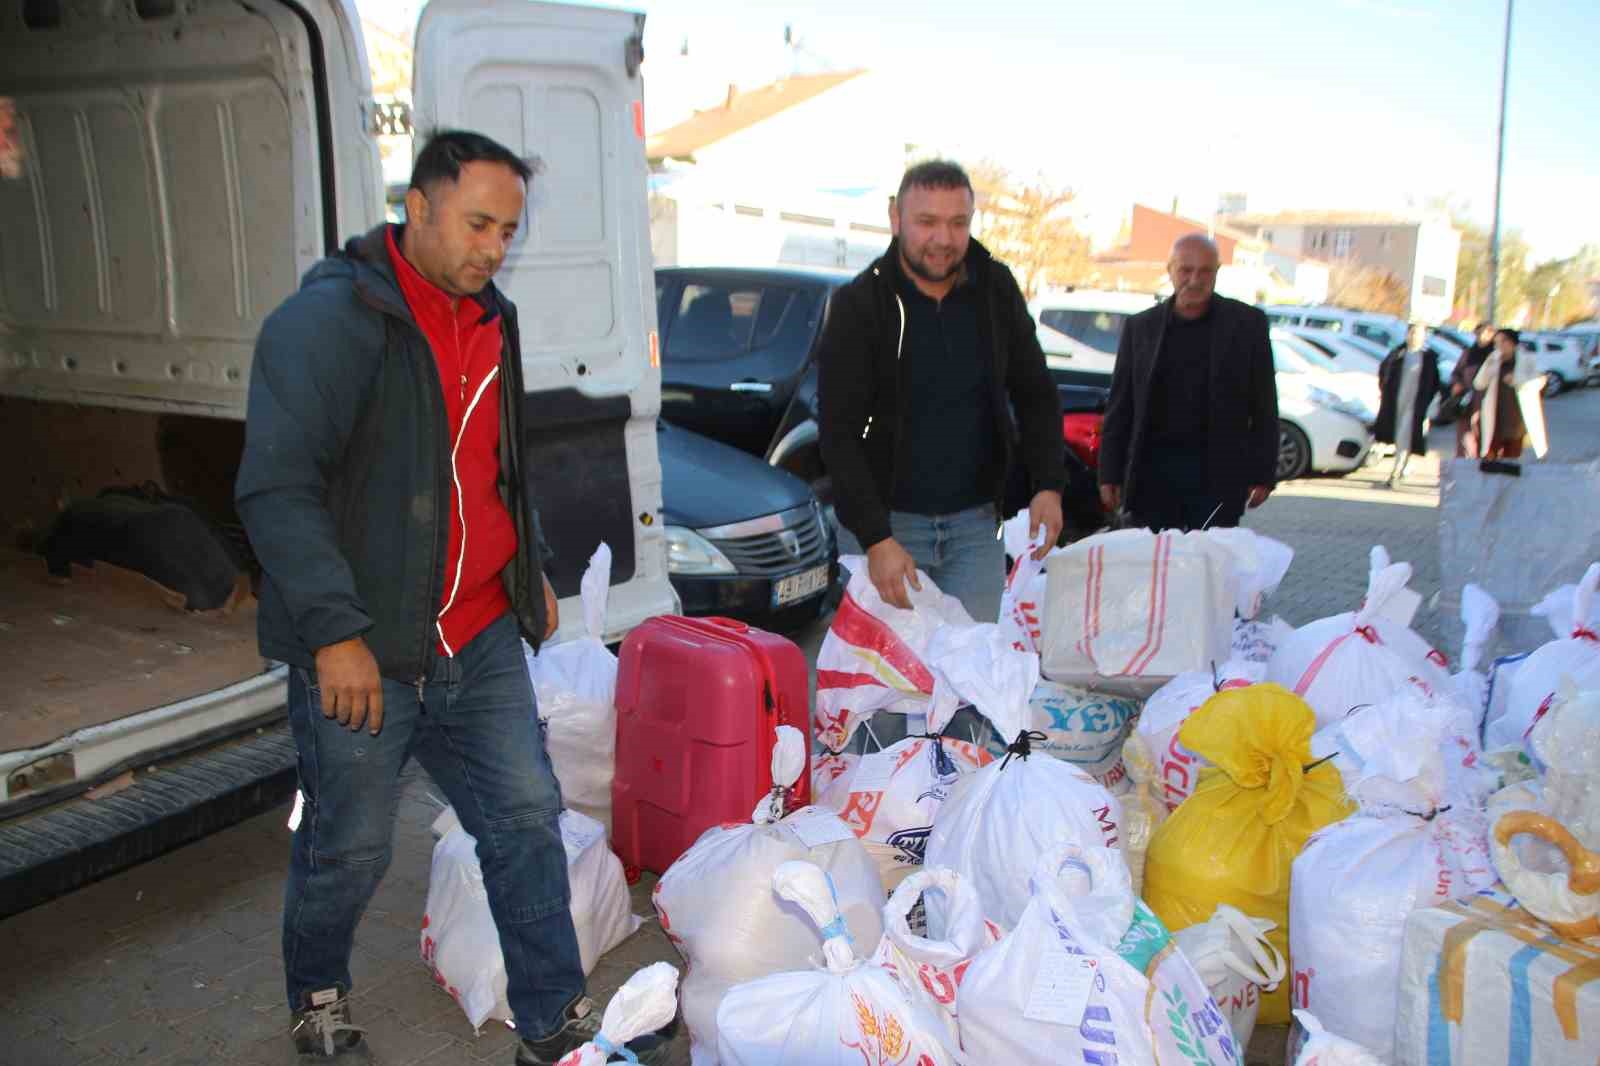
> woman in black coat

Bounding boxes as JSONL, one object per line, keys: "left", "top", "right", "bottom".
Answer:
{"left": 1373, "top": 322, "right": 1443, "bottom": 486}
{"left": 1448, "top": 323, "right": 1497, "bottom": 457}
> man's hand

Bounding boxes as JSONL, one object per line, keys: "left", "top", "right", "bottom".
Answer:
{"left": 1099, "top": 483, "right": 1122, "bottom": 513}
{"left": 1247, "top": 484, "right": 1273, "bottom": 509}
{"left": 866, "top": 537, "right": 921, "bottom": 610}
{"left": 542, "top": 573, "right": 559, "bottom": 640}
{"left": 1451, "top": 383, "right": 1465, "bottom": 396}
{"left": 313, "top": 636, "right": 384, "bottom": 735}
{"left": 1028, "top": 490, "right": 1064, "bottom": 560}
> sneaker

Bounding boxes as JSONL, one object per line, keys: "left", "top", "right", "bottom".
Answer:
{"left": 513, "top": 996, "right": 675, "bottom": 1065}
{"left": 291, "top": 986, "right": 367, "bottom": 1060}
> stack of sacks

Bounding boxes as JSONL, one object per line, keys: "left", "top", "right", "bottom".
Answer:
{"left": 523, "top": 543, "right": 618, "bottom": 832}
{"left": 1483, "top": 562, "right": 1600, "bottom": 752}
{"left": 554, "top": 962, "right": 679, "bottom": 1066}
{"left": 653, "top": 726, "right": 886, "bottom": 1062}
{"left": 1267, "top": 546, "right": 1454, "bottom": 728}
{"left": 956, "top": 843, "right": 1242, "bottom": 1066}
{"left": 715, "top": 861, "right": 957, "bottom": 1066}
{"left": 868, "top": 868, "right": 1005, "bottom": 1050}
{"left": 812, "top": 556, "right": 971, "bottom": 751}
{"left": 1173, "top": 904, "right": 1286, "bottom": 1050}
{"left": 921, "top": 633, "right": 1122, "bottom": 930}
{"left": 1142, "top": 684, "right": 1353, "bottom": 1026}
{"left": 421, "top": 805, "right": 640, "bottom": 1030}
{"left": 1290, "top": 691, "right": 1496, "bottom": 1062}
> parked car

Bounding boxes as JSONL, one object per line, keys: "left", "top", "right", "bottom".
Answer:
{"left": 654, "top": 266, "right": 1109, "bottom": 543}
{"left": 1283, "top": 327, "right": 1385, "bottom": 375}
{"left": 1271, "top": 337, "right": 1375, "bottom": 480}
{"left": 1260, "top": 305, "right": 1408, "bottom": 350}
{"left": 657, "top": 422, "right": 837, "bottom": 630}
{"left": 1029, "top": 291, "right": 1157, "bottom": 376}
{"left": 1520, "top": 332, "right": 1591, "bottom": 395}
{"left": 1273, "top": 329, "right": 1380, "bottom": 417}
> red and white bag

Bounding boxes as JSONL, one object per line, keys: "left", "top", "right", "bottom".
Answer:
{"left": 1484, "top": 562, "right": 1600, "bottom": 752}
{"left": 813, "top": 556, "right": 972, "bottom": 751}
{"left": 1267, "top": 547, "right": 1453, "bottom": 728}
{"left": 1039, "top": 529, "right": 1237, "bottom": 696}
{"left": 555, "top": 962, "right": 679, "bottom": 1066}
{"left": 1131, "top": 661, "right": 1264, "bottom": 814}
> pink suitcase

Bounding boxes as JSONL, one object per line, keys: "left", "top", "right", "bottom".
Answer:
{"left": 612, "top": 615, "right": 811, "bottom": 875}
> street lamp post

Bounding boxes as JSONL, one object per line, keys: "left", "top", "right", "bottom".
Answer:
{"left": 1488, "top": 0, "right": 1513, "bottom": 323}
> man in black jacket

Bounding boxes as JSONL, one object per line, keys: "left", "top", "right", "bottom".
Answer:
{"left": 1098, "top": 235, "right": 1278, "bottom": 531}
{"left": 236, "top": 131, "right": 666, "bottom": 1066}
{"left": 818, "top": 160, "right": 1067, "bottom": 627}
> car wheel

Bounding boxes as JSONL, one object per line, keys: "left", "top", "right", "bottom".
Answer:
{"left": 1277, "top": 421, "right": 1311, "bottom": 481}
{"left": 1543, "top": 371, "right": 1565, "bottom": 398}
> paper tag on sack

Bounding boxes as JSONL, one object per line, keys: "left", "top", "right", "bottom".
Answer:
{"left": 851, "top": 750, "right": 898, "bottom": 794}
{"left": 1023, "top": 939, "right": 1098, "bottom": 1028}
{"left": 562, "top": 816, "right": 604, "bottom": 854}
{"left": 783, "top": 806, "right": 857, "bottom": 849}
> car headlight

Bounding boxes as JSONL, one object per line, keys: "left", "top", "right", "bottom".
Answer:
{"left": 663, "top": 525, "right": 737, "bottom": 575}
{"left": 1307, "top": 386, "right": 1370, "bottom": 422}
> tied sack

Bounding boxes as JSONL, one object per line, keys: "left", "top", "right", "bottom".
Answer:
{"left": 868, "top": 867, "right": 1006, "bottom": 1050}
{"left": 653, "top": 726, "right": 886, "bottom": 1062}
{"left": 988, "top": 679, "right": 1142, "bottom": 790}
{"left": 956, "top": 843, "right": 1242, "bottom": 1066}
{"left": 1039, "top": 528, "right": 1237, "bottom": 696}
{"left": 1142, "top": 684, "right": 1353, "bottom": 1027}
{"left": 1172, "top": 904, "right": 1286, "bottom": 1051}
{"left": 1484, "top": 561, "right": 1600, "bottom": 752}
{"left": 1450, "top": 583, "right": 1501, "bottom": 734}
{"left": 1267, "top": 546, "right": 1454, "bottom": 729}
{"left": 524, "top": 543, "right": 618, "bottom": 832}
{"left": 554, "top": 962, "right": 680, "bottom": 1066}
{"left": 1131, "top": 660, "right": 1265, "bottom": 815}
{"left": 1291, "top": 693, "right": 1496, "bottom": 1062}
{"left": 714, "top": 861, "right": 957, "bottom": 1066}
{"left": 421, "top": 807, "right": 640, "bottom": 1030}
{"left": 813, "top": 556, "right": 972, "bottom": 751}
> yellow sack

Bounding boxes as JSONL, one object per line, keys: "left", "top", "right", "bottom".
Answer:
{"left": 1142, "top": 683, "right": 1353, "bottom": 1026}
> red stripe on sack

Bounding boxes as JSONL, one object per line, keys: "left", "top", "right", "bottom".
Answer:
{"left": 1128, "top": 533, "right": 1174, "bottom": 675}
{"left": 815, "top": 669, "right": 890, "bottom": 692}
{"left": 1574, "top": 627, "right": 1599, "bottom": 643}
{"left": 1524, "top": 692, "right": 1558, "bottom": 739}
{"left": 1122, "top": 534, "right": 1165, "bottom": 675}
{"left": 828, "top": 590, "right": 936, "bottom": 693}
{"left": 1294, "top": 632, "right": 1354, "bottom": 696}
{"left": 1076, "top": 544, "right": 1097, "bottom": 660}
{"left": 1091, "top": 544, "right": 1105, "bottom": 648}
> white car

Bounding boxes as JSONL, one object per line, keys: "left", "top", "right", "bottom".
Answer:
{"left": 1031, "top": 291, "right": 1157, "bottom": 376}
{"left": 1272, "top": 337, "right": 1375, "bottom": 481}
{"left": 1284, "top": 327, "right": 1385, "bottom": 375}
{"left": 1521, "top": 333, "right": 1589, "bottom": 395}
{"left": 1273, "top": 329, "right": 1381, "bottom": 417}
{"left": 1260, "top": 305, "right": 1408, "bottom": 350}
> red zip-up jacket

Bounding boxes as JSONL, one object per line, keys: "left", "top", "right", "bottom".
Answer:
{"left": 386, "top": 227, "right": 517, "bottom": 656}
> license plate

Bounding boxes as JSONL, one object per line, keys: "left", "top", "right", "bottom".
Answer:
{"left": 773, "top": 564, "right": 830, "bottom": 607}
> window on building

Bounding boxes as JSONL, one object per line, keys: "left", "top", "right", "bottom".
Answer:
{"left": 1261, "top": 229, "right": 1273, "bottom": 243}
{"left": 1334, "top": 230, "right": 1352, "bottom": 258}
{"left": 1421, "top": 275, "right": 1446, "bottom": 297}
{"left": 1380, "top": 232, "right": 1392, "bottom": 249}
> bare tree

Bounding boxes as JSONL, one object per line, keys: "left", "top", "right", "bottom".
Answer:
{"left": 1326, "top": 258, "right": 1409, "bottom": 317}
{"left": 969, "top": 163, "right": 1092, "bottom": 298}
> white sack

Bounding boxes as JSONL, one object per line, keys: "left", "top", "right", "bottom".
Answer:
{"left": 813, "top": 556, "right": 972, "bottom": 751}
{"left": 994, "top": 679, "right": 1143, "bottom": 784}
{"left": 1450, "top": 584, "right": 1501, "bottom": 726}
{"left": 421, "top": 807, "right": 640, "bottom": 1030}
{"left": 714, "top": 861, "right": 956, "bottom": 1066}
{"left": 524, "top": 543, "right": 618, "bottom": 832}
{"left": 1172, "top": 904, "right": 1285, "bottom": 1050}
{"left": 1205, "top": 528, "right": 1295, "bottom": 620}
{"left": 956, "top": 843, "right": 1241, "bottom": 1066}
{"left": 1232, "top": 615, "right": 1294, "bottom": 664}
{"left": 1291, "top": 1010, "right": 1387, "bottom": 1066}
{"left": 555, "top": 962, "right": 680, "bottom": 1066}
{"left": 1484, "top": 562, "right": 1600, "bottom": 752}
{"left": 1132, "top": 661, "right": 1264, "bottom": 813}
{"left": 998, "top": 513, "right": 1062, "bottom": 655}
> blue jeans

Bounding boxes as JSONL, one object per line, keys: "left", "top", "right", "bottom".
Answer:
{"left": 835, "top": 503, "right": 1004, "bottom": 753}
{"left": 282, "top": 613, "right": 583, "bottom": 1039}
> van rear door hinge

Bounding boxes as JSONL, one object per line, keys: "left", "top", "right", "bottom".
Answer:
{"left": 625, "top": 14, "right": 645, "bottom": 77}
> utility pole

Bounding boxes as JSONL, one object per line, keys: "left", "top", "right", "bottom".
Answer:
{"left": 1488, "top": 0, "right": 1513, "bottom": 322}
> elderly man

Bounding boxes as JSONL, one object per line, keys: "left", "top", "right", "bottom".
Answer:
{"left": 1098, "top": 234, "right": 1278, "bottom": 531}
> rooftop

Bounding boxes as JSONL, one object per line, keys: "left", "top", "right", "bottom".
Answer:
{"left": 1227, "top": 210, "right": 1425, "bottom": 228}
{"left": 646, "top": 69, "right": 867, "bottom": 163}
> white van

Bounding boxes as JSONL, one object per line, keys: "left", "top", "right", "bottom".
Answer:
{"left": 1029, "top": 290, "right": 1158, "bottom": 376}
{"left": 0, "top": 0, "right": 673, "bottom": 913}
{"left": 1259, "top": 305, "right": 1407, "bottom": 351}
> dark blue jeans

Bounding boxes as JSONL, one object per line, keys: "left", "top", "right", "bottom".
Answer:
{"left": 282, "top": 613, "right": 583, "bottom": 1039}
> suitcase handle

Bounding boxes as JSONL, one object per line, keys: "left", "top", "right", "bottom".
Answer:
{"left": 703, "top": 616, "right": 752, "bottom": 634}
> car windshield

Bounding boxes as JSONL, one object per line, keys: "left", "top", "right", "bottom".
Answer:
{"left": 1039, "top": 308, "right": 1130, "bottom": 354}
{"left": 1274, "top": 332, "right": 1346, "bottom": 375}
{"left": 1270, "top": 339, "right": 1317, "bottom": 375}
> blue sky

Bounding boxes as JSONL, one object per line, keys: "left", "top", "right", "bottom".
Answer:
{"left": 364, "top": 0, "right": 1599, "bottom": 261}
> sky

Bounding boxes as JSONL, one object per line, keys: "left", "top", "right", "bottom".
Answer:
{"left": 360, "top": 0, "right": 1600, "bottom": 262}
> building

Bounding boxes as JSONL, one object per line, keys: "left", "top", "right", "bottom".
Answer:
{"left": 1224, "top": 211, "right": 1462, "bottom": 322}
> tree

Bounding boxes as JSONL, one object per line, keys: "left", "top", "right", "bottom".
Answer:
{"left": 1525, "top": 247, "right": 1600, "bottom": 328}
{"left": 968, "top": 162, "right": 1092, "bottom": 298}
{"left": 1454, "top": 219, "right": 1532, "bottom": 325}
{"left": 1326, "top": 259, "right": 1409, "bottom": 316}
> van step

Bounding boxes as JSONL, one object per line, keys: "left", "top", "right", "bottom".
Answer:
{"left": 0, "top": 724, "right": 297, "bottom": 919}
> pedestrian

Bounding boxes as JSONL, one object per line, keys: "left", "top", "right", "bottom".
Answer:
{"left": 817, "top": 158, "right": 1066, "bottom": 748}
{"left": 1374, "top": 322, "right": 1443, "bottom": 486}
{"left": 1098, "top": 234, "right": 1278, "bottom": 531}
{"left": 1473, "top": 327, "right": 1546, "bottom": 460}
{"left": 236, "top": 131, "right": 668, "bottom": 1065}
{"left": 1449, "top": 322, "right": 1496, "bottom": 458}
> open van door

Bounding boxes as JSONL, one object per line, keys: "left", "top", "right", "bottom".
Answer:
{"left": 413, "top": 0, "right": 675, "bottom": 640}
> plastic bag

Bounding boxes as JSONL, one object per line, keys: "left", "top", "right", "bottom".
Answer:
{"left": 654, "top": 726, "right": 886, "bottom": 1060}
{"left": 1118, "top": 733, "right": 1165, "bottom": 895}
{"left": 1267, "top": 547, "right": 1453, "bottom": 729}
{"left": 1142, "top": 684, "right": 1353, "bottom": 1026}
{"left": 1172, "top": 904, "right": 1285, "bottom": 1050}
{"left": 1131, "top": 661, "right": 1264, "bottom": 814}
{"left": 997, "top": 512, "right": 1060, "bottom": 655}
{"left": 956, "top": 843, "right": 1241, "bottom": 1066}
{"left": 555, "top": 962, "right": 679, "bottom": 1066}
{"left": 714, "top": 861, "right": 956, "bottom": 1066}
{"left": 421, "top": 807, "right": 640, "bottom": 1030}
{"left": 815, "top": 735, "right": 991, "bottom": 892}
{"left": 1039, "top": 529, "right": 1237, "bottom": 695}
{"left": 1484, "top": 562, "right": 1600, "bottom": 752}
{"left": 1204, "top": 527, "right": 1295, "bottom": 620}
{"left": 868, "top": 867, "right": 1005, "bottom": 1049}
{"left": 813, "top": 556, "right": 973, "bottom": 750}
{"left": 524, "top": 543, "right": 618, "bottom": 832}
{"left": 1291, "top": 1010, "right": 1386, "bottom": 1066}
{"left": 1451, "top": 583, "right": 1501, "bottom": 727}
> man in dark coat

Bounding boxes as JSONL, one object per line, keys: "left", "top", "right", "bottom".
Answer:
{"left": 1374, "top": 322, "right": 1443, "bottom": 486}
{"left": 1098, "top": 235, "right": 1278, "bottom": 531}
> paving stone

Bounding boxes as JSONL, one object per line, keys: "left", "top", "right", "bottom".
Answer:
{"left": 353, "top": 1006, "right": 458, "bottom": 1065}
